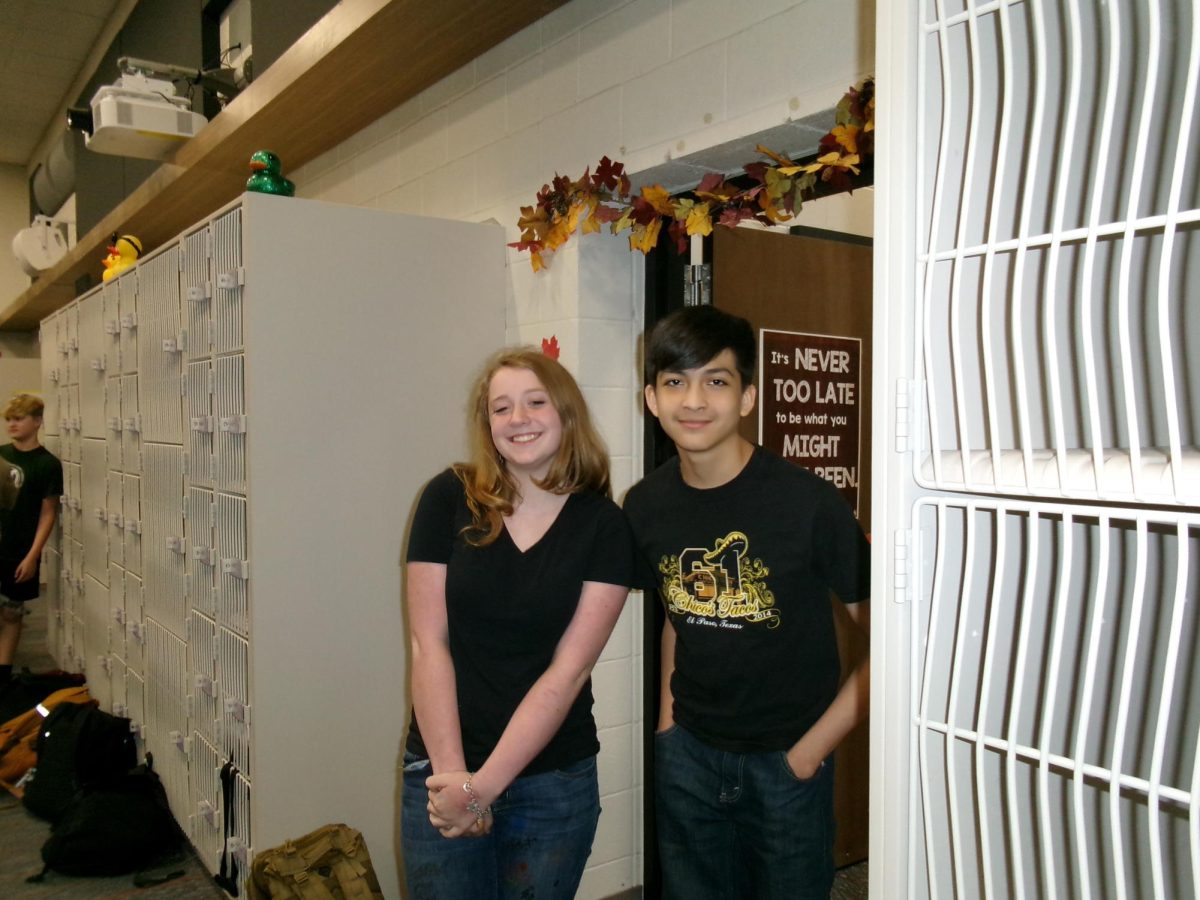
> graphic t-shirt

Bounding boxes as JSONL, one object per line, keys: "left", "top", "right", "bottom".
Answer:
{"left": 624, "top": 446, "right": 870, "bottom": 753}
{"left": 405, "top": 468, "right": 635, "bottom": 775}
{"left": 0, "top": 443, "right": 63, "bottom": 562}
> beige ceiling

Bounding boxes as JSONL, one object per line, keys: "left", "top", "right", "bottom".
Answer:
{"left": 0, "top": 0, "right": 126, "bottom": 168}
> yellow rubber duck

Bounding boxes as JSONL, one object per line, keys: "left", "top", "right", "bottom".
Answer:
{"left": 102, "top": 234, "right": 142, "bottom": 282}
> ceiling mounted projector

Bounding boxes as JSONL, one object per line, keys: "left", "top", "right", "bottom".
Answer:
{"left": 12, "top": 216, "right": 69, "bottom": 277}
{"left": 68, "top": 57, "right": 209, "bottom": 161}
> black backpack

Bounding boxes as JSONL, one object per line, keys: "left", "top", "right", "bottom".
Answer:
{"left": 0, "top": 669, "right": 86, "bottom": 724}
{"left": 22, "top": 702, "right": 137, "bottom": 822}
{"left": 30, "top": 761, "right": 184, "bottom": 880}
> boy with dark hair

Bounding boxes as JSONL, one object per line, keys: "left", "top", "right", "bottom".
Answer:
{"left": 624, "top": 305, "right": 870, "bottom": 899}
{"left": 0, "top": 393, "right": 63, "bottom": 684}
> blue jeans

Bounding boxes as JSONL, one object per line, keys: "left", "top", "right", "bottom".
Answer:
{"left": 401, "top": 752, "right": 600, "bottom": 900}
{"left": 655, "top": 724, "right": 836, "bottom": 900}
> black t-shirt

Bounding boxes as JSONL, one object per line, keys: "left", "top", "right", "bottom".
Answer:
{"left": 624, "top": 446, "right": 869, "bottom": 753}
{"left": 405, "top": 468, "right": 635, "bottom": 775}
{"left": 0, "top": 444, "right": 63, "bottom": 562}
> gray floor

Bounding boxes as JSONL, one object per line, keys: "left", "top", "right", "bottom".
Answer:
{"left": 4, "top": 598, "right": 869, "bottom": 899}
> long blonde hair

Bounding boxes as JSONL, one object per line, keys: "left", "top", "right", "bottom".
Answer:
{"left": 454, "top": 348, "right": 610, "bottom": 546}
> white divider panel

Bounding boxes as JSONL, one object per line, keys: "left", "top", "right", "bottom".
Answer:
{"left": 60, "top": 539, "right": 77, "bottom": 618}
{"left": 80, "top": 438, "right": 108, "bottom": 584}
{"left": 102, "top": 280, "right": 121, "bottom": 373}
{"left": 120, "top": 374, "right": 140, "bottom": 475}
{"left": 62, "top": 389, "right": 79, "bottom": 464}
{"left": 213, "top": 492, "right": 248, "bottom": 637}
{"left": 124, "top": 572, "right": 145, "bottom": 675}
{"left": 62, "top": 462, "right": 81, "bottom": 540}
{"left": 110, "top": 662, "right": 127, "bottom": 719}
{"left": 210, "top": 206, "right": 243, "bottom": 354}
{"left": 217, "top": 626, "right": 250, "bottom": 778}
{"left": 212, "top": 354, "right": 246, "bottom": 495}
{"left": 108, "top": 562, "right": 125, "bottom": 662}
{"left": 909, "top": 499, "right": 1199, "bottom": 899}
{"left": 63, "top": 301, "right": 79, "bottom": 386}
{"left": 82, "top": 575, "right": 111, "bottom": 708}
{"left": 182, "top": 225, "right": 212, "bottom": 362}
{"left": 186, "top": 360, "right": 214, "bottom": 489}
{"left": 126, "top": 667, "right": 146, "bottom": 751}
{"left": 142, "top": 443, "right": 186, "bottom": 637}
{"left": 187, "top": 486, "right": 216, "bottom": 617}
{"left": 188, "top": 731, "right": 222, "bottom": 872}
{"left": 915, "top": 0, "right": 1200, "bottom": 506}
{"left": 122, "top": 474, "right": 142, "bottom": 576}
{"left": 145, "top": 619, "right": 191, "bottom": 821}
{"left": 106, "top": 470, "right": 124, "bottom": 568}
{"left": 77, "top": 289, "right": 106, "bottom": 438}
{"left": 189, "top": 609, "right": 220, "bottom": 748}
{"left": 118, "top": 270, "right": 137, "bottom": 376}
{"left": 40, "top": 314, "right": 61, "bottom": 433}
{"left": 137, "top": 246, "right": 183, "bottom": 445}
{"left": 105, "top": 379, "right": 122, "bottom": 472}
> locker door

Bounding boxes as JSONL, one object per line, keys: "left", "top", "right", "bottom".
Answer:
{"left": 875, "top": 1, "right": 1200, "bottom": 896}
{"left": 63, "top": 301, "right": 80, "bottom": 386}
{"left": 137, "top": 246, "right": 184, "bottom": 445}
{"left": 142, "top": 443, "right": 186, "bottom": 637}
{"left": 102, "top": 281, "right": 121, "bottom": 376}
{"left": 186, "top": 361, "right": 214, "bottom": 489}
{"left": 105, "top": 378, "right": 122, "bottom": 473}
{"left": 145, "top": 619, "right": 191, "bottom": 821}
{"left": 40, "top": 313, "right": 62, "bottom": 432}
{"left": 213, "top": 492, "right": 248, "bottom": 637}
{"left": 80, "top": 438, "right": 108, "bottom": 584}
{"left": 182, "top": 225, "right": 212, "bottom": 361}
{"left": 186, "top": 486, "right": 216, "bottom": 617}
{"left": 212, "top": 354, "right": 246, "bottom": 495}
{"left": 210, "top": 207, "right": 243, "bottom": 354}
{"left": 119, "top": 272, "right": 138, "bottom": 375}
{"left": 188, "top": 731, "right": 222, "bottom": 872}
{"left": 107, "top": 470, "right": 124, "bottom": 567}
{"left": 77, "top": 289, "right": 107, "bottom": 437}
{"left": 121, "top": 374, "right": 141, "bottom": 475}
{"left": 125, "top": 572, "right": 145, "bottom": 675}
{"left": 189, "top": 610, "right": 219, "bottom": 748}
{"left": 82, "top": 575, "right": 111, "bottom": 708}
{"left": 108, "top": 562, "right": 126, "bottom": 663}
{"left": 217, "top": 625, "right": 250, "bottom": 778}
{"left": 126, "top": 667, "right": 146, "bottom": 755}
{"left": 123, "top": 474, "right": 142, "bottom": 576}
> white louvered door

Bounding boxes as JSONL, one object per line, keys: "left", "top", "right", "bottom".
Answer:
{"left": 874, "top": 1, "right": 1200, "bottom": 897}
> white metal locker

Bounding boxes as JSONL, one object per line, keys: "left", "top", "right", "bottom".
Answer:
{"left": 110, "top": 664, "right": 127, "bottom": 719}
{"left": 39, "top": 313, "right": 61, "bottom": 433}
{"left": 126, "top": 666, "right": 146, "bottom": 753}
{"left": 118, "top": 271, "right": 137, "bottom": 376}
{"left": 102, "top": 280, "right": 121, "bottom": 373}
{"left": 145, "top": 619, "right": 191, "bottom": 822}
{"left": 137, "top": 246, "right": 184, "bottom": 445}
{"left": 188, "top": 731, "right": 223, "bottom": 871}
{"left": 874, "top": 1, "right": 1200, "bottom": 897}
{"left": 106, "top": 470, "right": 124, "bottom": 568}
{"left": 125, "top": 572, "right": 145, "bottom": 676}
{"left": 108, "top": 561, "right": 126, "bottom": 662}
{"left": 213, "top": 492, "right": 248, "bottom": 637}
{"left": 77, "top": 289, "right": 106, "bottom": 437}
{"left": 186, "top": 360, "right": 214, "bottom": 489}
{"left": 43, "top": 547, "right": 62, "bottom": 660}
{"left": 189, "top": 609, "right": 219, "bottom": 748}
{"left": 217, "top": 625, "right": 249, "bottom": 779}
{"left": 186, "top": 486, "right": 216, "bottom": 618}
{"left": 210, "top": 207, "right": 243, "bottom": 354}
{"left": 122, "top": 474, "right": 142, "bottom": 576}
{"left": 63, "top": 301, "right": 79, "bottom": 386}
{"left": 182, "top": 225, "right": 212, "bottom": 361}
{"left": 105, "top": 379, "right": 122, "bottom": 472}
{"left": 212, "top": 354, "right": 246, "bottom": 496}
{"left": 142, "top": 443, "right": 186, "bottom": 637}
{"left": 80, "top": 437, "right": 107, "bottom": 584}
{"left": 121, "top": 374, "right": 140, "bottom": 475}
{"left": 82, "top": 574, "right": 111, "bottom": 709}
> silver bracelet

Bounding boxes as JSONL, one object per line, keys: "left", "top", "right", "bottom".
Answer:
{"left": 462, "top": 776, "right": 491, "bottom": 823}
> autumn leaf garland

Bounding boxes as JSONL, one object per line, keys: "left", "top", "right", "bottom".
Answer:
{"left": 510, "top": 78, "right": 874, "bottom": 272}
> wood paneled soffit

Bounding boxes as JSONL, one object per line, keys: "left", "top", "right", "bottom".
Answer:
{"left": 2, "top": 0, "right": 564, "bottom": 331}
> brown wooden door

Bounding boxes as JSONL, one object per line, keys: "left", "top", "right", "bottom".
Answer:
{"left": 712, "top": 224, "right": 873, "bottom": 868}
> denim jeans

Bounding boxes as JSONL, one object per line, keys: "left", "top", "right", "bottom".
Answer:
{"left": 655, "top": 724, "right": 836, "bottom": 900}
{"left": 401, "top": 752, "right": 600, "bottom": 900}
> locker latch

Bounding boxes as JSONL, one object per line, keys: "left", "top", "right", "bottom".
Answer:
{"left": 124, "top": 518, "right": 142, "bottom": 535}
{"left": 120, "top": 313, "right": 137, "bottom": 330}
{"left": 165, "top": 536, "right": 185, "bottom": 554}
{"left": 219, "top": 415, "right": 247, "bottom": 434}
{"left": 90, "top": 357, "right": 105, "bottom": 372}
{"left": 112, "top": 703, "right": 127, "bottom": 717}
{"left": 105, "top": 319, "right": 120, "bottom": 335}
{"left": 110, "top": 513, "right": 123, "bottom": 528}
{"left": 128, "top": 622, "right": 145, "bottom": 643}
{"left": 94, "top": 507, "right": 107, "bottom": 522}
{"left": 99, "top": 656, "right": 112, "bottom": 674}
{"left": 66, "top": 337, "right": 78, "bottom": 351}
{"left": 216, "top": 268, "right": 245, "bottom": 289}
{"left": 221, "top": 558, "right": 249, "bottom": 580}
{"left": 198, "top": 800, "right": 219, "bottom": 825}
{"left": 223, "top": 697, "right": 249, "bottom": 724}
{"left": 187, "top": 282, "right": 213, "bottom": 302}
{"left": 113, "top": 608, "right": 126, "bottom": 625}
{"left": 168, "top": 730, "right": 188, "bottom": 753}
{"left": 124, "top": 415, "right": 142, "bottom": 433}
{"left": 49, "top": 368, "right": 59, "bottom": 383}
{"left": 108, "top": 416, "right": 123, "bottom": 432}
{"left": 162, "top": 334, "right": 186, "bottom": 353}
{"left": 130, "top": 721, "right": 146, "bottom": 739}
{"left": 191, "top": 416, "right": 214, "bottom": 433}
{"left": 192, "top": 546, "right": 215, "bottom": 565}
{"left": 68, "top": 497, "right": 81, "bottom": 510}
{"left": 194, "top": 673, "right": 215, "bottom": 696}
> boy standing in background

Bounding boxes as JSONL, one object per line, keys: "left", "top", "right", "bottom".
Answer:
{"left": 0, "top": 393, "right": 63, "bottom": 684}
{"left": 624, "top": 307, "right": 870, "bottom": 900}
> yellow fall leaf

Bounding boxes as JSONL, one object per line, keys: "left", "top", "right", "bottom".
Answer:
{"left": 530, "top": 250, "right": 545, "bottom": 272}
{"left": 685, "top": 202, "right": 713, "bottom": 237}
{"left": 831, "top": 124, "right": 860, "bottom": 154}
{"left": 629, "top": 217, "right": 663, "bottom": 253}
{"left": 641, "top": 185, "right": 675, "bottom": 216}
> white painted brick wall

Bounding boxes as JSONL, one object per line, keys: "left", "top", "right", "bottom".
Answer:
{"left": 290, "top": 1, "right": 873, "bottom": 893}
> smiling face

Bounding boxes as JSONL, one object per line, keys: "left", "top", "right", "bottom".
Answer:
{"left": 645, "top": 348, "right": 756, "bottom": 462}
{"left": 488, "top": 366, "right": 564, "bottom": 481}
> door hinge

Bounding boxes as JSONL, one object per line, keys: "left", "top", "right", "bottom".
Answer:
{"left": 895, "top": 378, "right": 912, "bottom": 453}
{"left": 683, "top": 263, "right": 711, "bottom": 307}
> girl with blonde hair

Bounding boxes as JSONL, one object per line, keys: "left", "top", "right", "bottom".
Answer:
{"left": 401, "top": 347, "right": 634, "bottom": 899}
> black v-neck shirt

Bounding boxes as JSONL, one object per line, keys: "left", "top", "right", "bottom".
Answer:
{"left": 405, "top": 468, "right": 635, "bottom": 775}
